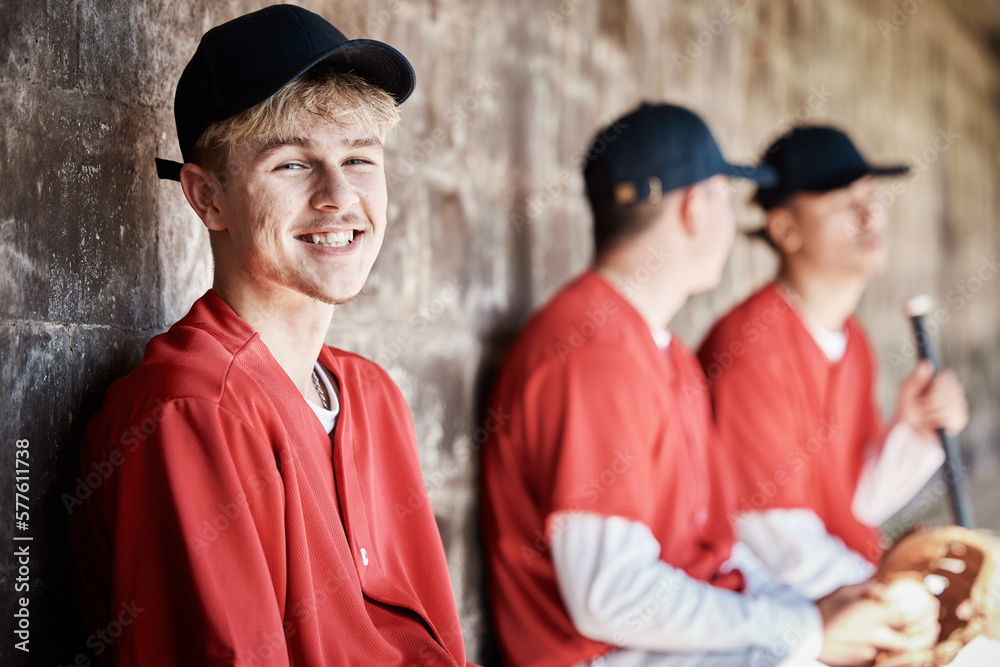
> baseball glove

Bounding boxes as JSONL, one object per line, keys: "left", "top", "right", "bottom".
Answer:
{"left": 873, "top": 525, "right": 996, "bottom": 667}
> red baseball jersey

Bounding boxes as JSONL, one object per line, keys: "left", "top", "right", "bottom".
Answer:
{"left": 697, "top": 283, "right": 885, "bottom": 563}
{"left": 69, "top": 290, "right": 467, "bottom": 666}
{"left": 480, "top": 271, "right": 742, "bottom": 667}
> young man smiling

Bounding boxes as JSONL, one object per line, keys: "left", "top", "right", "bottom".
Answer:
{"left": 70, "top": 6, "right": 468, "bottom": 665}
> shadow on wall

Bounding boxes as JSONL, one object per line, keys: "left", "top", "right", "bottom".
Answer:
{"left": 471, "top": 329, "right": 520, "bottom": 667}
{"left": 6, "top": 330, "right": 149, "bottom": 665}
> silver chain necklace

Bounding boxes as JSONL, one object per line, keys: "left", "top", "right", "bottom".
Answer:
{"left": 311, "top": 369, "right": 330, "bottom": 410}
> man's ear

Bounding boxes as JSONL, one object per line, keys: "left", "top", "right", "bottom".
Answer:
{"left": 677, "top": 182, "right": 708, "bottom": 237}
{"left": 179, "top": 163, "right": 227, "bottom": 231}
{"left": 764, "top": 207, "right": 802, "bottom": 254}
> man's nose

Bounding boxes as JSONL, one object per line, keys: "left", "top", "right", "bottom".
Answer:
{"left": 856, "top": 194, "right": 881, "bottom": 229}
{"left": 311, "top": 165, "right": 360, "bottom": 210}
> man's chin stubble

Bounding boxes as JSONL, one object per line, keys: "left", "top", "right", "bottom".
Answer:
{"left": 308, "top": 286, "right": 365, "bottom": 306}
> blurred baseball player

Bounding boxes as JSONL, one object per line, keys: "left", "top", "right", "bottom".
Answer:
{"left": 480, "top": 105, "right": 936, "bottom": 667}
{"left": 698, "top": 126, "right": 968, "bottom": 599}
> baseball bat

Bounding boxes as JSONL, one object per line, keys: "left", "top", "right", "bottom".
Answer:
{"left": 903, "top": 295, "right": 975, "bottom": 529}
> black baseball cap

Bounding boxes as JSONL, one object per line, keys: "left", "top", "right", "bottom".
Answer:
{"left": 583, "top": 103, "right": 776, "bottom": 205}
{"left": 155, "top": 4, "right": 416, "bottom": 182}
{"left": 754, "top": 126, "right": 909, "bottom": 209}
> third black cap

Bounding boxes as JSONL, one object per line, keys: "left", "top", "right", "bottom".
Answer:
{"left": 754, "top": 126, "right": 909, "bottom": 210}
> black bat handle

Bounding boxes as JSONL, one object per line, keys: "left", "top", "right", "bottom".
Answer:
{"left": 909, "top": 314, "right": 976, "bottom": 529}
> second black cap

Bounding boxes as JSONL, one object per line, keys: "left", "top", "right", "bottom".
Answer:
{"left": 584, "top": 103, "right": 776, "bottom": 206}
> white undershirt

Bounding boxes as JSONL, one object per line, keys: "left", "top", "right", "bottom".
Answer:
{"left": 736, "top": 509, "right": 877, "bottom": 601}
{"left": 305, "top": 362, "right": 340, "bottom": 434}
{"left": 552, "top": 513, "right": 824, "bottom": 666}
{"left": 803, "top": 319, "right": 848, "bottom": 362}
{"left": 650, "top": 328, "right": 672, "bottom": 349}
{"left": 852, "top": 422, "right": 945, "bottom": 527}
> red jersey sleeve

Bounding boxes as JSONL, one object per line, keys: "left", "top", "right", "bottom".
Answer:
{"left": 524, "top": 350, "right": 658, "bottom": 526}
{"left": 706, "top": 352, "right": 814, "bottom": 513}
{"left": 74, "top": 399, "right": 290, "bottom": 666}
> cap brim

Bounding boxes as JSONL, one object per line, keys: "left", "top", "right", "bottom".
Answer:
{"left": 869, "top": 164, "right": 910, "bottom": 177}
{"left": 725, "top": 163, "right": 778, "bottom": 187}
{"left": 318, "top": 39, "right": 416, "bottom": 105}
{"left": 798, "top": 163, "right": 910, "bottom": 193}
{"left": 752, "top": 162, "right": 911, "bottom": 210}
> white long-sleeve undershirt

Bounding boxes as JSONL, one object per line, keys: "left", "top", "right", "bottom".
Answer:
{"left": 550, "top": 512, "right": 824, "bottom": 666}
{"left": 851, "top": 421, "right": 944, "bottom": 527}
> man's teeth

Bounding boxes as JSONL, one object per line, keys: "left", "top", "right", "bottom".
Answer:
{"left": 306, "top": 230, "right": 355, "bottom": 247}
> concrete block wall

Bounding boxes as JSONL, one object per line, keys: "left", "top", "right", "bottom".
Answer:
{"left": 2, "top": 0, "right": 999, "bottom": 663}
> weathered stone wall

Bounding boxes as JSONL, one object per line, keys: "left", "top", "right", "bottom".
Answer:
{"left": 2, "top": 0, "right": 999, "bottom": 664}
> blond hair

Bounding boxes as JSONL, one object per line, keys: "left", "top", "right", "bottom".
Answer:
{"left": 192, "top": 68, "right": 400, "bottom": 182}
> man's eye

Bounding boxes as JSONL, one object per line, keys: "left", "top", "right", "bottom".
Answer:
{"left": 277, "top": 162, "right": 305, "bottom": 171}
{"left": 344, "top": 158, "right": 374, "bottom": 166}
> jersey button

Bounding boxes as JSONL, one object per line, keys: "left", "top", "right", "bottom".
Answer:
{"left": 360, "top": 547, "right": 369, "bottom": 566}
{"left": 694, "top": 508, "right": 708, "bottom": 526}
